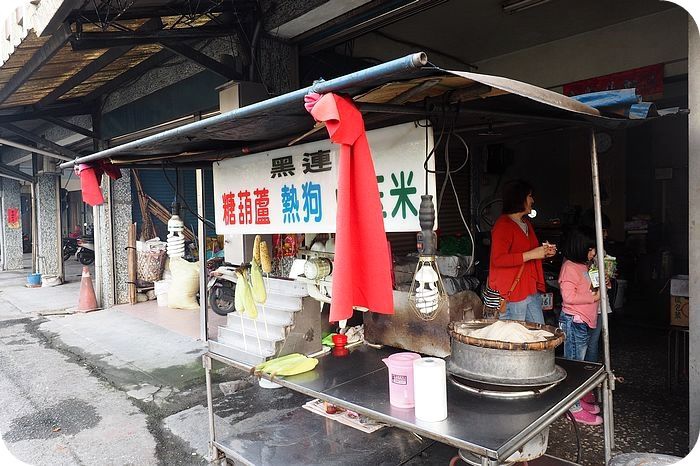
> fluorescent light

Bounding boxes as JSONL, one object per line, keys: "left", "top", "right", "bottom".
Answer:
{"left": 502, "top": 0, "right": 552, "bottom": 14}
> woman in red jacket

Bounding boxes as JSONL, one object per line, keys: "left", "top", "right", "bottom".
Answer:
{"left": 488, "top": 180, "right": 556, "bottom": 323}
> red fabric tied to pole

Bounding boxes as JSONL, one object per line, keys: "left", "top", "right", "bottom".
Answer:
{"left": 305, "top": 92, "right": 394, "bottom": 322}
{"left": 74, "top": 161, "right": 122, "bottom": 207}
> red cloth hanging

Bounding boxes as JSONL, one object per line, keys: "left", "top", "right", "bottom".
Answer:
{"left": 74, "top": 161, "right": 122, "bottom": 207}
{"left": 305, "top": 92, "right": 394, "bottom": 322}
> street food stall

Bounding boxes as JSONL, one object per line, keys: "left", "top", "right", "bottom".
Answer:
{"left": 60, "top": 52, "right": 677, "bottom": 465}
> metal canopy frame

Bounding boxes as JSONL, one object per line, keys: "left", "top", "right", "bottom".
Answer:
{"left": 0, "top": 163, "right": 33, "bottom": 182}
{"left": 54, "top": 52, "right": 682, "bottom": 464}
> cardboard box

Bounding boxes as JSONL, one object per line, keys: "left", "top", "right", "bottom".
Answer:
{"left": 670, "top": 295, "right": 689, "bottom": 327}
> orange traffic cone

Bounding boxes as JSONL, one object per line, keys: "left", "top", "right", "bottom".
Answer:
{"left": 76, "top": 266, "right": 99, "bottom": 313}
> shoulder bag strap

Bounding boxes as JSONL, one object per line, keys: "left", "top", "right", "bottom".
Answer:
{"left": 505, "top": 263, "right": 526, "bottom": 299}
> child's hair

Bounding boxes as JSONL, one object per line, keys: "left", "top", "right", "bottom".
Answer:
{"left": 562, "top": 227, "right": 595, "bottom": 264}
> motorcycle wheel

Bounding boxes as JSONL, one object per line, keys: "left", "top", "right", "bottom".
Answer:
{"left": 78, "top": 251, "right": 94, "bottom": 265}
{"left": 63, "top": 250, "right": 73, "bottom": 261}
{"left": 209, "top": 284, "right": 235, "bottom": 316}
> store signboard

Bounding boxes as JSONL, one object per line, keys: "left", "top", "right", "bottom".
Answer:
{"left": 563, "top": 63, "right": 664, "bottom": 101}
{"left": 213, "top": 122, "right": 436, "bottom": 234}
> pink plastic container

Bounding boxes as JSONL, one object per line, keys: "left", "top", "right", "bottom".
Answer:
{"left": 382, "top": 352, "right": 421, "bottom": 408}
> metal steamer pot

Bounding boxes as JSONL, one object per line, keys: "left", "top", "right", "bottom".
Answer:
{"left": 447, "top": 319, "right": 565, "bottom": 388}
{"left": 446, "top": 320, "right": 566, "bottom": 465}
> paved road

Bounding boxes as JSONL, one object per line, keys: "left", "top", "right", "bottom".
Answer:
{"left": 0, "top": 263, "right": 225, "bottom": 465}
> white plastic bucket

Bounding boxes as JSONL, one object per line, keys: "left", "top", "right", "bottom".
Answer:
{"left": 154, "top": 280, "right": 171, "bottom": 307}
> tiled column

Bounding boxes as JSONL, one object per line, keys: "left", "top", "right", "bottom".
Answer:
{"left": 36, "top": 172, "right": 62, "bottom": 277}
{"left": 93, "top": 169, "right": 132, "bottom": 307}
{"left": 0, "top": 179, "right": 24, "bottom": 270}
{"left": 688, "top": 15, "right": 699, "bottom": 450}
{"left": 112, "top": 170, "right": 132, "bottom": 304}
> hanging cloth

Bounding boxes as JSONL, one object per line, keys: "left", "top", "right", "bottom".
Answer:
{"left": 305, "top": 92, "right": 394, "bottom": 322}
{"left": 74, "top": 161, "right": 122, "bottom": 206}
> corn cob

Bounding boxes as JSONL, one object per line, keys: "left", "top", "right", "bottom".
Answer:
{"left": 234, "top": 272, "right": 245, "bottom": 312}
{"left": 260, "top": 241, "right": 272, "bottom": 274}
{"left": 250, "top": 261, "right": 266, "bottom": 304}
{"left": 253, "top": 354, "right": 307, "bottom": 376}
{"left": 253, "top": 235, "right": 262, "bottom": 264}
{"left": 242, "top": 270, "right": 258, "bottom": 319}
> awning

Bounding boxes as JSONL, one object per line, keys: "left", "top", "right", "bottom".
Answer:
{"left": 59, "top": 52, "right": 684, "bottom": 169}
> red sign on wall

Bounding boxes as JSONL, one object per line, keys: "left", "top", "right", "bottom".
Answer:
{"left": 6, "top": 208, "right": 20, "bottom": 229}
{"left": 563, "top": 63, "right": 664, "bottom": 101}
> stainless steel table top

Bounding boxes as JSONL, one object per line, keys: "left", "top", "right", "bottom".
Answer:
{"left": 209, "top": 344, "right": 605, "bottom": 462}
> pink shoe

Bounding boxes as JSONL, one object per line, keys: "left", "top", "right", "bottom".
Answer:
{"left": 581, "top": 391, "right": 596, "bottom": 404}
{"left": 571, "top": 408, "right": 603, "bottom": 426}
{"left": 579, "top": 400, "right": 601, "bottom": 414}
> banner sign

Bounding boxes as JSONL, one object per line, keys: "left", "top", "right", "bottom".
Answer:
{"left": 213, "top": 122, "right": 436, "bottom": 234}
{"left": 6, "top": 208, "right": 20, "bottom": 229}
{"left": 563, "top": 63, "right": 664, "bottom": 101}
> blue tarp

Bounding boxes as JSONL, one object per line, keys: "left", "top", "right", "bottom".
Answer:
{"left": 570, "top": 88, "right": 657, "bottom": 119}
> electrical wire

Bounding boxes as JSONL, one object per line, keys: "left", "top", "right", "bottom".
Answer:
{"left": 565, "top": 410, "right": 583, "bottom": 464}
{"left": 161, "top": 163, "right": 215, "bottom": 229}
{"left": 423, "top": 112, "right": 475, "bottom": 272}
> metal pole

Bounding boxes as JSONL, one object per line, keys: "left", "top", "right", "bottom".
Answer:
{"left": 590, "top": 128, "right": 615, "bottom": 456}
{"left": 196, "top": 168, "right": 207, "bottom": 342}
{"left": 30, "top": 181, "right": 38, "bottom": 273}
{"left": 59, "top": 52, "right": 429, "bottom": 169}
{"left": 31, "top": 154, "right": 38, "bottom": 273}
{"left": 0, "top": 137, "right": 71, "bottom": 162}
{"left": 602, "top": 377, "right": 612, "bottom": 464}
{"left": 54, "top": 163, "right": 64, "bottom": 281}
{"left": 203, "top": 354, "right": 217, "bottom": 461}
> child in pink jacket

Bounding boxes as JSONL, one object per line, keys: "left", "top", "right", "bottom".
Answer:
{"left": 559, "top": 228, "right": 602, "bottom": 426}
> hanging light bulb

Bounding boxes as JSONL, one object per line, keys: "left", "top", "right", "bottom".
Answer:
{"left": 167, "top": 201, "right": 185, "bottom": 259}
{"left": 408, "top": 195, "right": 447, "bottom": 321}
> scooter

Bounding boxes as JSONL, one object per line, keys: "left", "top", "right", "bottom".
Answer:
{"left": 62, "top": 237, "right": 78, "bottom": 261}
{"left": 76, "top": 237, "right": 95, "bottom": 265}
{"left": 207, "top": 261, "right": 238, "bottom": 316}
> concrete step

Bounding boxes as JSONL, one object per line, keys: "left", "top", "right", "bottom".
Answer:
{"left": 227, "top": 310, "right": 293, "bottom": 329}
{"left": 225, "top": 315, "right": 288, "bottom": 340}
{"left": 213, "top": 330, "right": 275, "bottom": 358}
{"left": 218, "top": 327, "right": 281, "bottom": 354}
{"left": 257, "top": 293, "right": 302, "bottom": 312}
{"left": 208, "top": 340, "right": 268, "bottom": 366}
{"left": 265, "top": 277, "right": 309, "bottom": 297}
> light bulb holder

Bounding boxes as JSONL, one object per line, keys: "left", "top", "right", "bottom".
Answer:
{"left": 407, "top": 254, "right": 448, "bottom": 321}
{"left": 418, "top": 195, "right": 437, "bottom": 255}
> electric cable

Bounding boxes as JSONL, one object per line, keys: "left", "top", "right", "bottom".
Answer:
{"left": 161, "top": 163, "right": 215, "bottom": 229}
{"left": 565, "top": 410, "right": 583, "bottom": 464}
{"left": 423, "top": 112, "right": 475, "bottom": 272}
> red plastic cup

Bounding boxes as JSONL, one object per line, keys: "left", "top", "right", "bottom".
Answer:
{"left": 332, "top": 333, "right": 347, "bottom": 347}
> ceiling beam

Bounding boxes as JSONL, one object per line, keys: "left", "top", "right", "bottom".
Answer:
{"left": 41, "top": 117, "right": 95, "bottom": 139}
{"left": 80, "top": 48, "right": 176, "bottom": 103}
{"left": 1, "top": 124, "right": 79, "bottom": 160}
{"left": 0, "top": 137, "right": 72, "bottom": 162}
{"left": 70, "top": 26, "right": 235, "bottom": 51}
{"left": 0, "top": 23, "right": 72, "bottom": 105}
{"left": 160, "top": 41, "right": 242, "bottom": 80}
{"left": 296, "top": 0, "right": 448, "bottom": 55}
{"left": 0, "top": 163, "right": 33, "bottom": 183}
{"left": 0, "top": 102, "right": 92, "bottom": 125}
{"left": 5, "top": 154, "right": 34, "bottom": 166}
{"left": 39, "top": 18, "right": 165, "bottom": 108}
{"left": 70, "top": 1, "right": 236, "bottom": 23}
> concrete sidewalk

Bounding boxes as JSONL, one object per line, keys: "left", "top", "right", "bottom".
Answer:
{"left": 0, "top": 257, "right": 236, "bottom": 465}
{"left": 0, "top": 255, "right": 90, "bottom": 315}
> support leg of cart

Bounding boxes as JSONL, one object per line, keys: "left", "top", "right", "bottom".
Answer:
{"left": 203, "top": 354, "right": 223, "bottom": 464}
